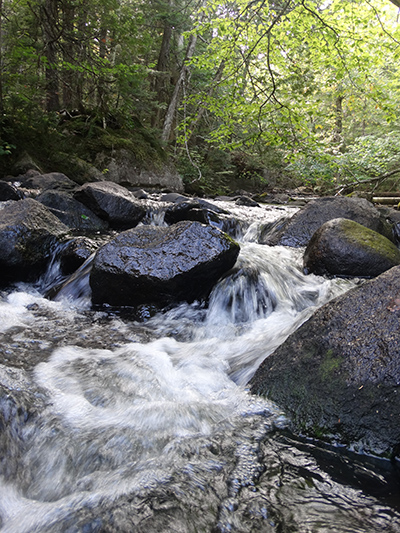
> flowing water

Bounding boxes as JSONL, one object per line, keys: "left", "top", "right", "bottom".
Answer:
{"left": 0, "top": 201, "right": 399, "bottom": 532}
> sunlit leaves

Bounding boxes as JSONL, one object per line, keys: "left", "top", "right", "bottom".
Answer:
{"left": 180, "top": 0, "right": 400, "bottom": 165}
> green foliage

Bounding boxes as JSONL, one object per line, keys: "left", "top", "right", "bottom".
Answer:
{"left": 286, "top": 132, "right": 400, "bottom": 191}
{"left": 1, "top": 0, "right": 400, "bottom": 194}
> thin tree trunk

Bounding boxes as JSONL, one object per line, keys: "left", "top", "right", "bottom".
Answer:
{"left": 162, "top": 31, "right": 198, "bottom": 143}
{"left": 42, "top": 0, "right": 60, "bottom": 111}
{"left": 62, "top": 0, "right": 75, "bottom": 109}
{"left": 185, "top": 60, "right": 226, "bottom": 142}
{"left": 333, "top": 94, "right": 344, "bottom": 142}
{"left": 75, "top": 10, "right": 87, "bottom": 111}
{"left": 0, "top": 0, "right": 3, "bottom": 115}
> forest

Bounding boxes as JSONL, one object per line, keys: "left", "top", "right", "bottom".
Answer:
{"left": 0, "top": 0, "right": 400, "bottom": 195}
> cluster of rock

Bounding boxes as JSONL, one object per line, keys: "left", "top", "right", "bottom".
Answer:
{"left": 2, "top": 169, "right": 400, "bottom": 458}
{"left": 253, "top": 196, "right": 400, "bottom": 459}
{"left": 0, "top": 171, "right": 240, "bottom": 307}
{"left": 260, "top": 195, "right": 400, "bottom": 278}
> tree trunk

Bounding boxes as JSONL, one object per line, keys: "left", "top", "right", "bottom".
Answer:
{"left": 333, "top": 94, "right": 344, "bottom": 142}
{"left": 42, "top": 0, "right": 60, "bottom": 111}
{"left": 185, "top": 60, "right": 226, "bottom": 142}
{"left": 0, "top": 0, "right": 3, "bottom": 115}
{"left": 61, "top": 0, "right": 75, "bottom": 109}
{"left": 162, "top": 31, "right": 198, "bottom": 143}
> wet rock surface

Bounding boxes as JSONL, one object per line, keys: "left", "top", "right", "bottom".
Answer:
{"left": 250, "top": 265, "right": 400, "bottom": 458}
{"left": 0, "top": 198, "right": 68, "bottom": 284}
{"left": 303, "top": 218, "right": 400, "bottom": 278}
{"left": 73, "top": 181, "right": 146, "bottom": 229}
{"left": 90, "top": 221, "right": 240, "bottom": 307}
{"left": 37, "top": 190, "right": 109, "bottom": 232}
{"left": 262, "top": 196, "right": 394, "bottom": 247}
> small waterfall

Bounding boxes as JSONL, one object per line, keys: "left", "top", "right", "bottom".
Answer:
{"left": 0, "top": 203, "right": 398, "bottom": 533}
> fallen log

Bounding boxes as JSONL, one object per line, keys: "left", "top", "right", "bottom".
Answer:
{"left": 372, "top": 197, "right": 400, "bottom": 205}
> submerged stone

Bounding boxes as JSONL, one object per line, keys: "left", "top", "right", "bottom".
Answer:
{"left": 90, "top": 221, "right": 240, "bottom": 307}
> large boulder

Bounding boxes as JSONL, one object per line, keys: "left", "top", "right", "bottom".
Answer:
{"left": 90, "top": 221, "right": 240, "bottom": 306}
{"left": 261, "top": 196, "right": 393, "bottom": 247}
{"left": 73, "top": 181, "right": 146, "bottom": 229}
{"left": 249, "top": 265, "right": 400, "bottom": 458}
{"left": 13, "top": 171, "right": 77, "bottom": 193}
{"left": 303, "top": 218, "right": 400, "bottom": 278}
{"left": 94, "top": 149, "right": 184, "bottom": 192}
{"left": 0, "top": 199, "right": 69, "bottom": 284}
{"left": 36, "top": 190, "right": 109, "bottom": 233}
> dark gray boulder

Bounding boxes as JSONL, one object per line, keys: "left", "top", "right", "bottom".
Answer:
{"left": 0, "top": 199, "right": 68, "bottom": 284}
{"left": 0, "top": 181, "right": 24, "bottom": 201}
{"left": 250, "top": 265, "right": 400, "bottom": 458}
{"left": 90, "top": 221, "right": 240, "bottom": 306}
{"left": 14, "top": 171, "right": 77, "bottom": 192}
{"left": 59, "top": 237, "right": 99, "bottom": 275}
{"left": 36, "top": 190, "right": 109, "bottom": 233}
{"left": 73, "top": 181, "right": 146, "bottom": 229}
{"left": 303, "top": 218, "right": 400, "bottom": 278}
{"left": 164, "top": 199, "right": 223, "bottom": 226}
{"left": 261, "top": 196, "right": 393, "bottom": 247}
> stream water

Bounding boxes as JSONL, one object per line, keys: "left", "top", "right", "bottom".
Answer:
{"left": 0, "top": 201, "right": 399, "bottom": 532}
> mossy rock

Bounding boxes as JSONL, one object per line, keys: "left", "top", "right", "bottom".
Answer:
{"left": 303, "top": 217, "right": 400, "bottom": 278}
{"left": 250, "top": 265, "right": 400, "bottom": 458}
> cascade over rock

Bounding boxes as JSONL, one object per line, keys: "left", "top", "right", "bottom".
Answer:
{"left": 261, "top": 196, "right": 393, "bottom": 247}
{"left": 73, "top": 181, "right": 146, "bottom": 229}
{"left": 250, "top": 265, "right": 400, "bottom": 458}
{"left": 90, "top": 221, "right": 240, "bottom": 306}
{"left": 0, "top": 198, "right": 69, "bottom": 284}
{"left": 303, "top": 218, "right": 400, "bottom": 277}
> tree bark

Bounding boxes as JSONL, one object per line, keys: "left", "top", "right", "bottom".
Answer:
{"left": 61, "top": 0, "right": 75, "bottom": 109}
{"left": 0, "top": 0, "right": 3, "bottom": 115}
{"left": 162, "top": 31, "right": 198, "bottom": 143}
{"left": 42, "top": 0, "right": 60, "bottom": 111}
{"left": 333, "top": 94, "right": 344, "bottom": 142}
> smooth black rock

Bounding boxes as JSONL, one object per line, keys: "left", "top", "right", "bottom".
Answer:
{"left": 250, "top": 265, "right": 400, "bottom": 458}
{"left": 261, "top": 196, "right": 393, "bottom": 247}
{"left": 303, "top": 218, "right": 400, "bottom": 278}
{"left": 90, "top": 221, "right": 240, "bottom": 306}
{"left": 164, "top": 199, "right": 222, "bottom": 226}
{"left": 37, "top": 190, "right": 109, "bottom": 232}
{"left": 235, "top": 196, "right": 260, "bottom": 207}
{"left": 73, "top": 181, "right": 146, "bottom": 229}
{"left": 0, "top": 199, "right": 68, "bottom": 284}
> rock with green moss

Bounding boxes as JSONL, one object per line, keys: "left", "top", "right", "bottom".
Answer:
{"left": 303, "top": 217, "right": 400, "bottom": 278}
{"left": 261, "top": 196, "right": 394, "bottom": 247}
{"left": 249, "top": 265, "right": 400, "bottom": 458}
